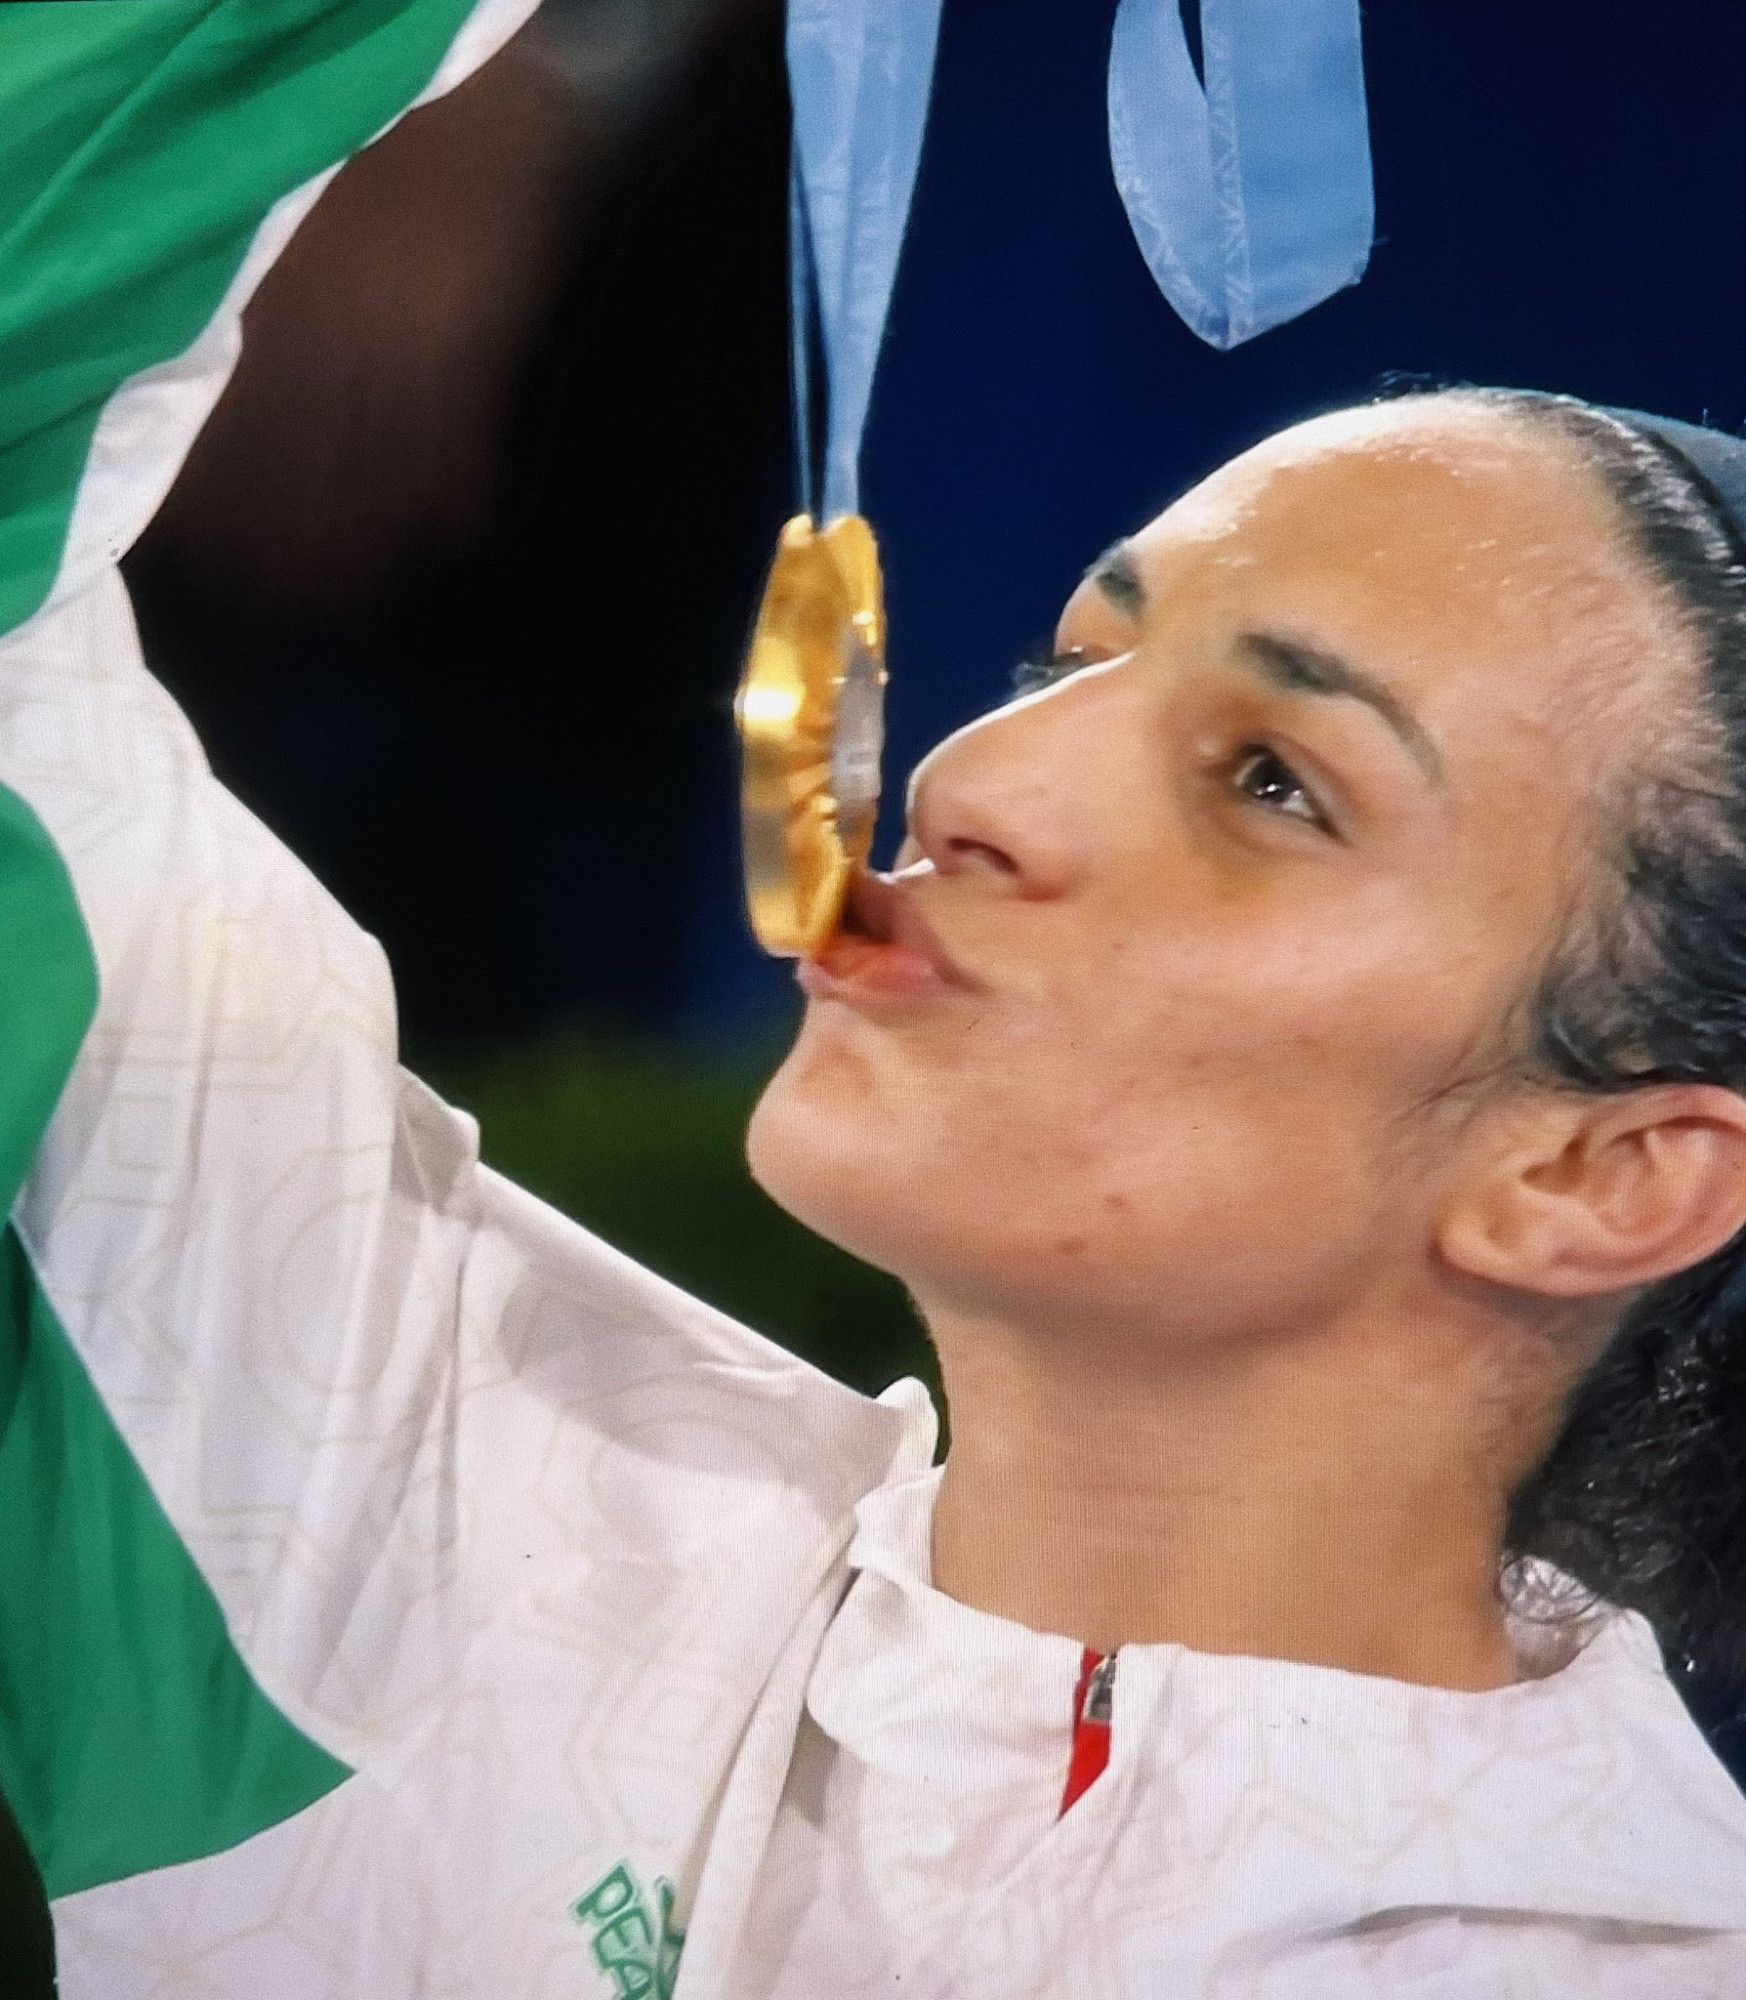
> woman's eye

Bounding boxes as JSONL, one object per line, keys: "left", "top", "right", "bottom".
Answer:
{"left": 1230, "top": 746, "right": 1327, "bottom": 829}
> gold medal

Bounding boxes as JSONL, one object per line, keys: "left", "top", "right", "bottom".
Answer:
{"left": 735, "top": 512, "right": 887, "bottom": 958}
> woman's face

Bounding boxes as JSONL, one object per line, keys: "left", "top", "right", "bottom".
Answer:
{"left": 746, "top": 401, "right": 1681, "bottom": 1343}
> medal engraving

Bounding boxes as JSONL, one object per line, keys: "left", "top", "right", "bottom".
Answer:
{"left": 831, "top": 624, "right": 884, "bottom": 847}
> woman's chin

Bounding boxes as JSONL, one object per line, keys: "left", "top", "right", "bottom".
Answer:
{"left": 745, "top": 1069, "right": 910, "bottom": 1268}
{"left": 746, "top": 1072, "right": 853, "bottom": 1225}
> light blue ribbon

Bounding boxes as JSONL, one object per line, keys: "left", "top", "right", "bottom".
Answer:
{"left": 784, "top": 0, "right": 1374, "bottom": 513}
{"left": 1108, "top": 0, "right": 1374, "bottom": 350}
{"left": 786, "top": 0, "right": 946, "bottom": 523}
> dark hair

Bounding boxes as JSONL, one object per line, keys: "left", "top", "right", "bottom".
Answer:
{"left": 1415, "top": 387, "right": 1746, "bottom": 1684}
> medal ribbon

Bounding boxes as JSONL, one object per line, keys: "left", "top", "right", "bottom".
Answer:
{"left": 787, "top": 0, "right": 1373, "bottom": 496}
{"left": 786, "top": 0, "right": 946, "bottom": 524}
{"left": 1108, "top": 0, "right": 1374, "bottom": 350}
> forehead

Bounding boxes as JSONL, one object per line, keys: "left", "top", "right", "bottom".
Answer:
{"left": 1119, "top": 400, "right": 1683, "bottom": 747}
{"left": 1142, "top": 403, "right": 1615, "bottom": 607}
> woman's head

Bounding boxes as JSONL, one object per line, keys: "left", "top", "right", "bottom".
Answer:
{"left": 746, "top": 387, "right": 1746, "bottom": 1673}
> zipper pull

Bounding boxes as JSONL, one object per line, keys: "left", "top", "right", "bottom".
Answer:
{"left": 1085, "top": 1649, "right": 1118, "bottom": 1725}
{"left": 1058, "top": 1646, "right": 1118, "bottom": 1818}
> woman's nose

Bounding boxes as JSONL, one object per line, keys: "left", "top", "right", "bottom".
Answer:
{"left": 898, "top": 699, "right": 1090, "bottom": 897}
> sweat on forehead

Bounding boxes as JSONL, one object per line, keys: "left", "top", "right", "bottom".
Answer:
{"left": 1141, "top": 400, "right": 1608, "bottom": 589}
{"left": 1130, "top": 397, "right": 1680, "bottom": 680}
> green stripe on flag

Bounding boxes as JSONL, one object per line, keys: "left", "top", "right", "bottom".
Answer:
{"left": 0, "top": 0, "right": 487, "bottom": 641}
{"left": 0, "top": 1223, "right": 353, "bottom": 1899}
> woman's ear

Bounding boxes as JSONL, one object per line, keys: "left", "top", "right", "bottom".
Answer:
{"left": 1436, "top": 1082, "right": 1746, "bottom": 1299}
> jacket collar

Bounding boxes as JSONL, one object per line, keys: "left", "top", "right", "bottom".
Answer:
{"left": 804, "top": 1456, "right": 1746, "bottom": 1937}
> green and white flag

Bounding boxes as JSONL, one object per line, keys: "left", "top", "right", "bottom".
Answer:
{"left": 0, "top": 0, "right": 537, "bottom": 1909}
{"left": 0, "top": 6, "right": 931, "bottom": 1993}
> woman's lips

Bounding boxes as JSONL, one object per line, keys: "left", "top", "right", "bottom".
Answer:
{"left": 796, "top": 931, "right": 952, "bottom": 1001}
{"left": 795, "top": 869, "right": 979, "bottom": 1005}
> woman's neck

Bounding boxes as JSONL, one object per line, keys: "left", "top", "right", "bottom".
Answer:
{"left": 921, "top": 1296, "right": 1542, "bottom": 1692}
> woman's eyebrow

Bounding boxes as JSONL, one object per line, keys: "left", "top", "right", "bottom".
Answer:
{"left": 1237, "top": 632, "right": 1445, "bottom": 788}
{"left": 1086, "top": 544, "right": 1444, "bottom": 788}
